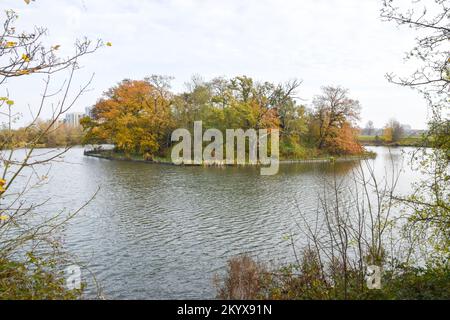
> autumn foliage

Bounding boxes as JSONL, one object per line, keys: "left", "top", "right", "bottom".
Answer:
{"left": 83, "top": 76, "right": 365, "bottom": 159}
{"left": 82, "top": 78, "right": 175, "bottom": 158}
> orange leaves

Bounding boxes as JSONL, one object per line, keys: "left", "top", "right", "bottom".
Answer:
{"left": 86, "top": 79, "right": 174, "bottom": 156}
{"left": 0, "top": 178, "right": 6, "bottom": 195}
{"left": 5, "top": 41, "right": 17, "bottom": 48}
{"left": 324, "top": 122, "right": 363, "bottom": 155}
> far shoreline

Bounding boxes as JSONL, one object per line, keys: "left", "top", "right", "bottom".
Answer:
{"left": 358, "top": 135, "right": 425, "bottom": 147}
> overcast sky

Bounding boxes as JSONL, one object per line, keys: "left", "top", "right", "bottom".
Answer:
{"left": 3, "top": 0, "right": 429, "bottom": 129}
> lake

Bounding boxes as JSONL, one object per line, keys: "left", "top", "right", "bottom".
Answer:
{"left": 8, "top": 146, "right": 422, "bottom": 299}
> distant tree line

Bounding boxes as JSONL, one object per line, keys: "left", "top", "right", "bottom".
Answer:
{"left": 360, "top": 119, "right": 427, "bottom": 144}
{"left": 0, "top": 120, "right": 83, "bottom": 149}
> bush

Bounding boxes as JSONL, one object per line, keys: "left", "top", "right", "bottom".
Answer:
{"left": 382, "top": 264, "right": 450, "bottom": 300}
{"left": 215, "top": 255, "right": 268, "bottom": 300}
{"left": 216, "top": 254, "right": 450, "bottom": 300}
{"left": 0, "top": 256, "right": 83, "bottom": 300}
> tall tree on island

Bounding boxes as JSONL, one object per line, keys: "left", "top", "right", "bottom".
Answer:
{"left": 311, "top": 86, "right": 362, "bottom": 155}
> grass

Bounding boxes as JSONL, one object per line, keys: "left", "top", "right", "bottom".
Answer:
{"left": 358, "top": 135, "right": 424, "bottom": 147}
{"left": 84, "top": 149, "right": 173, "bottom": 164}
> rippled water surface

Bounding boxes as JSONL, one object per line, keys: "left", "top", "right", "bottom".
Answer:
{"left": 13, "top": 146, "right": 420, "bottom": 299}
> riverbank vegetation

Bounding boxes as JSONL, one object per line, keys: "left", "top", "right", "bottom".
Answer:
{"left": 81, "top": 77, "right": 366, "bottom": 161}
{"left": 216, "top": 254, "right": 450, "bottom": 300}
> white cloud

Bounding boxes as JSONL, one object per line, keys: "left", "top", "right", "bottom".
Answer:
{"left": 1, "top": 0, "right": 428, "bottom": 129}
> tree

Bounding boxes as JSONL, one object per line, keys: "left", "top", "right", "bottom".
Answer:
{"left": 225, "top": 76, "right": 280, "bottom": 130}
{"left": 381, "top": 0, "right": 449, "bottom": 95}
{"left": 312, "top": 86, "right": 362, "bottom": 153}
{"left": 83, "top": 79, "right": 175, "bottom": 158}
{"left": 173, "top": 75, "right": 214, "bottom": 130}
{"left": 269, "top": 80, "right": 305, "bottom": 138}
{"left": 383, "top": 119, "right": 404, "bottom": 143}
{"left": 325, "top": 122, "right": 364, "bottom": 155}
{"left": 382, "top": 0, "right": 449, "bottom": 257}
{"left": 0, "top": 4, "right": 102, "bottom": 298}
{"left": 364, "top": 120, "right": 375, "bottom": 136}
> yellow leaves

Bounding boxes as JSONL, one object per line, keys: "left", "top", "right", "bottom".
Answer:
{"left": 5, "top": 41, "right": 17, "bottom": 48}
{"left": 88, "top": 79, "right": 177, "bottom": 157}
{"left": 0, "top": 98, "right": 14, "bottom": 106}
{"left": 0, "top": 179, "right": 6, "bottom": 195}
{"left": 22, "top": 53, "right": 30, "bottom": 62}
{"left": 0, "top": 215, "right": 9, "bottom": 222}
{"left": 106, "top": 42, "right": 112, "bottom": 47}
{"left": 18, "top": 69, "right": 30, "bottom": 75}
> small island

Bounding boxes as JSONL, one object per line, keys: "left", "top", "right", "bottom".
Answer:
{"left": 81, "top": 77, "right": 372, "bottom": 164}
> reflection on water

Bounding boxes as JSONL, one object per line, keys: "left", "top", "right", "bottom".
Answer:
{"left": 10, "top": 146, "right": 421, "bottom": 299}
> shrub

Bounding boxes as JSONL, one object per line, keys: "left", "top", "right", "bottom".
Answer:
{"left": 216, "top": 254, "right": 450, "bottom": 300}
{"left": 0, "top": 256, "right": 83, "bottom": 300}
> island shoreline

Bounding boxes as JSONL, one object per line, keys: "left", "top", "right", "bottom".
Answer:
{"left": 83, "top": 149, "right": 377, "bottom": 166}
